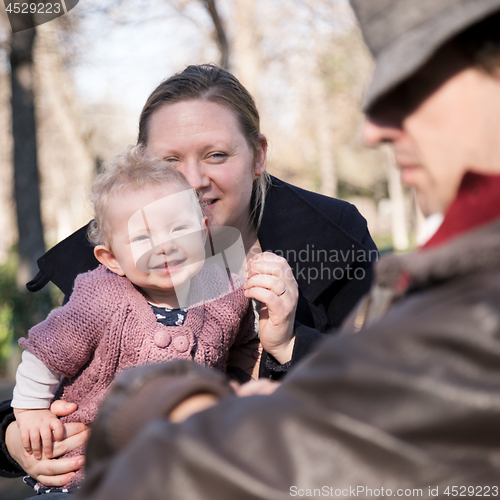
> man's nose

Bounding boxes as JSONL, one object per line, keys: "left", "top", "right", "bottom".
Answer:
{"left": 362, "top": 118, "right": 402, "bottom": 147}
{"left": 179, "top": 159, "right": 210, "bottom": 191}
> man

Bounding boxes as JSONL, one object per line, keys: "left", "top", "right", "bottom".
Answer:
{"left": 4, "top": 0, "right": 500, "bottom": 497}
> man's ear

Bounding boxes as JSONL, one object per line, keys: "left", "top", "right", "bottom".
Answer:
{"left": 253, "top": 134, "right": 268, "bottom": 178}
{"left": 94, "top": 245, "right": 125, "bottom": 276}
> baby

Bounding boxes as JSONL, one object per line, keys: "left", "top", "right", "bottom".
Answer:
{"left": 11, "top": 146, "right": 254, "bottom": 491}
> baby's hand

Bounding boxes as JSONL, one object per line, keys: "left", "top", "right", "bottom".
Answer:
{"left": 13, "top": 408, "right": 65, "bottom": 460}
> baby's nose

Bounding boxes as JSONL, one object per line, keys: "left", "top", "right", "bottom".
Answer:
{"left": 153, "top": 238, "right": 177, "bottom": 255}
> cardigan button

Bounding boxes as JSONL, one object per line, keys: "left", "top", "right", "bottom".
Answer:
{"left": 154, "top": 331, "right": 171, "bottom": 348}
{"left": 173, "top": 335, "right": 189, "bottom": 353}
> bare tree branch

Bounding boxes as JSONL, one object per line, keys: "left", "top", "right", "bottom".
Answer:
{"left": 201, "top": 0, "right": 229, "bottom": 69}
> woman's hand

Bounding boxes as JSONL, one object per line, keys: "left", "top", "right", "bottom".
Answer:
{"left": 234, "top": 378, "right": 281, "bottom": 397}
{"left": 169, "top": 380, "right": 280, "bottom": 423}
{"left": 244, "top": 252, "right": 298, "bottom": 364}
{"left": 168, "top": 394, "right": 219, "bottom": 423}
{"left": 6, "top": 400, "right": 89, "bottom": 486}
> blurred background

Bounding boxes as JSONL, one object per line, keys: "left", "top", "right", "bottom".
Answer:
{"left": 0, "top": 1, "right": 426, "bottom": 496}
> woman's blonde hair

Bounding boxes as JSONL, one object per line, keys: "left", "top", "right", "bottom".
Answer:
{"left": 137, "top": 64, "right": 270, "bottom": 229}
{"left": 88, "top": 145, "right": 192, "bottom": 247}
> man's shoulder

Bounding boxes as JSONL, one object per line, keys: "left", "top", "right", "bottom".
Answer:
{"left": 363, "top": 219, "right": 500, "bottom": 336}
{"left": 376, "top": 266, "right": 500, "bottom": 353}
{"left": 378, "top": 218, "right": 500, "bottom": 291}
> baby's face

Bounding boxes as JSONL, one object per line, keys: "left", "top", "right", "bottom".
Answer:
{"left": 105, "top": 184, "right": 206, "bottom": 301}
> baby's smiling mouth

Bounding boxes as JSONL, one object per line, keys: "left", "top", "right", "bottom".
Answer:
{"left": 150, "top": 259, "right": 186, "bottom": 273}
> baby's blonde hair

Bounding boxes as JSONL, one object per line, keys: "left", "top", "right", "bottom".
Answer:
{"left": 88, "top": 145, "right": 193, "bottom": 247}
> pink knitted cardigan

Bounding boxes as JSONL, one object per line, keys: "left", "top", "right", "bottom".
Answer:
{"left": 19, "top": 265, "right": 254, "bottom": 488}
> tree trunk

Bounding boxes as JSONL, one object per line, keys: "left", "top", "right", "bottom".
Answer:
{"left": 312, "top": 67, "right": 337, "bottom": 198}
{"left": 233, "top": 0, "right": 262, "bottom": 105}
{"left": 203, "top": 0, "right": 230, "bottom": 69}
{"left": 10, "top": 21, "right": 46, "bottom": 289}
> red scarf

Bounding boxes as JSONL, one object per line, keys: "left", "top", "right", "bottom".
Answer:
{"left": 422, "top": 172, "right": 500, "bottom": 249}
{"left": 394, "top": 172, "right": 500, "bottom": 294}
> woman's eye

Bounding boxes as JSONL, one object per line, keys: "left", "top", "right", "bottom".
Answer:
{"left": 208, "top": 152, "right": 227, "bottom": 162}
{"left": 164, "top": 157, "right": 179, "bottom": 163}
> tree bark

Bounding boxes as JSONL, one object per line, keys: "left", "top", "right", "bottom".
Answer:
{"left": 233, "top": 0, "right": 262, "bottom": 104}
{"left": 203, "top": 0, "right": 230, "bottom": 69}
{"left": 10, "top": 21, "right": 46, "bottom": 289}
{"left": 311, "top": 67, "right": 337, "bottom": 198}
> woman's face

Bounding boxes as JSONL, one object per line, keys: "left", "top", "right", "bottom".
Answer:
{"left": 146, "top": 100, "right": 267, "bottom": 232}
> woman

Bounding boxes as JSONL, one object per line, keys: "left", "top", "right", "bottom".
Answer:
{"left": 0, "top": 64, "right": 377, "bottom": 492}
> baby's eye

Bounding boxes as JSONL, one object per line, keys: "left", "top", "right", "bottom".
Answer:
{"left": 173, "top": 225, "right": 188, "bottom": 232}
{"left": 131, "top": 235, "right": 150, "bottom": 243}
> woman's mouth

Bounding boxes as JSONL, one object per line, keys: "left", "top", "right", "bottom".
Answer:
{"left": 200, "top": 199, "right": 218, "bottom": 212}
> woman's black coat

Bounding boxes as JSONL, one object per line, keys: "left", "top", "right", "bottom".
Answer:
{"left": 256, "top": 177, "right": 377, "bottom": 375}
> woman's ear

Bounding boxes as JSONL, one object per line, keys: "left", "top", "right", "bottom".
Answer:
{"left": 253, "top": 134, "right": 268, "bottom": 178}
{"left": 94, "top": 245, "right": 125, "bottom": 276}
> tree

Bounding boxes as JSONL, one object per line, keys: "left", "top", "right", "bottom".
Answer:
{"left": 203, "top": 0, "right": 229, "bottom": 69}
{"left": 10, "top": 18, "right": 45, "bottom": 289}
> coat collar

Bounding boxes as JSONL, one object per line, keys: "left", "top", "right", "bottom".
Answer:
{"left": 423, "top": 173, "right": 500, "bottom": 249}
{"left": 377, "top": 173, "right": 500, "bottom": 294}
{"left": 256, "top": 176, "right": 374, "bottom": 303}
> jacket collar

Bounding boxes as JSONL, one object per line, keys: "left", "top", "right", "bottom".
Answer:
{"left": 377, "top": 173, "right": 500, "bottom": 293}
{"left": 256, "top": 176, "right": 372, "bottom": 303}
{"left": 423, "top": 173, "right": 500, "bottom": 249}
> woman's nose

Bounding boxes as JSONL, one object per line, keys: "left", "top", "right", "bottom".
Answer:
{"left": 362, "top": 118, "right": 402, "bottom": 147}
{"left": 179, "top": 159, "right": 210, "bottom": 191}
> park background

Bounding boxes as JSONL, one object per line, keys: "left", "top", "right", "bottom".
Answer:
{"left": 0, "top": 2, "right": 423, "bottom": 497}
